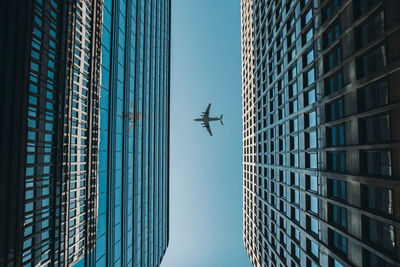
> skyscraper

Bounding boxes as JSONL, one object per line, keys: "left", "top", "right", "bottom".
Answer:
{"left": 85, "top": 0, "right": 170, "bottom": 266}
{"left": 241, "top": 0, "right": 400, "bottom": 266}
{"left": 1, "top": 0, "right": 102, "bottom": 266}
{"left": 1, "top": 0, "right": 170, "bottom": 266}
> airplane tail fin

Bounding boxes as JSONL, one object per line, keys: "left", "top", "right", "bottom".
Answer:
{"left": 219, "top": 114, "right": 224, "bottom": 125}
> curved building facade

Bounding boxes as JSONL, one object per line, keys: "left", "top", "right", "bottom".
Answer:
{"left": 0, "top": 0, "right": 170, "bottom": 266}
{"left": 241, "top": 0, "right": 400, "bottom": 266}
{"left": 1, "top": 0, "right": 103, "bottom": 265}
{"left": 86, "top": 0, "right": 170, "bottom": 266}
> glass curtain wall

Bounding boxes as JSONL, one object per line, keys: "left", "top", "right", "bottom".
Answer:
{"left": 84, "top": 0, "right": 170, "bottom": 266}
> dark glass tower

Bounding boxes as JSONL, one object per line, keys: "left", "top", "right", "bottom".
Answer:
{"left": 82, "top": 0, "right": 171, "bottom": 266}
{"left": 241, "top": 0, "right": 400, "bottom": 266}
{"left": 0, "top": 0, "right": 102, "bottom": 266}
{"left": 1, "top": 0, "right": 170, "bottom": 266}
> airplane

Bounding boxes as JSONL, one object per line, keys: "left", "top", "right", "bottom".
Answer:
{"left": 194, "top": 103, "right": 223, "bottom": 136}
{"left": 121, "top": 100, "right": 149, "bottom": 130}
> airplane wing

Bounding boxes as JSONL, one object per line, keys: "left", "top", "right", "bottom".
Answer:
{"left": 204, "top": 121, "right": 213, "bottom": 136}
{"left": 203, "top": 103, "right": 211, "bottom": 118}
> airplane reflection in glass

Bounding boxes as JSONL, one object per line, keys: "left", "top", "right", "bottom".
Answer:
{"left": 121, "top": 100, "right": 149, "bottom": 130}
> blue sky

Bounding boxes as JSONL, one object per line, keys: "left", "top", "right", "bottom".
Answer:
{"left": 160, "top": 0, "right": 251, "bottom": 266}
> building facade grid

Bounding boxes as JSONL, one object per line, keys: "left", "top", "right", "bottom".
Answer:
{"left": 85, "top": 0, "right": 170, "bottom": 266}
{"left": 241, "top": 0, "right": 400, "bottom": 266}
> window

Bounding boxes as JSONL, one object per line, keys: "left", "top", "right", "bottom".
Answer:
{"left": 308, "top": 259, "right": 318, "bottom": 267}
{"left": 304, "top": 47, "right": 314, "bottom": 66}
{"left": 292, "top": 226, "right": 300, "bottom": 243}
{"left": 325, "top": 70, "right": 343, "bottom": 95}
{"left": 329, "top": 257, "right": 344, "bottom": 267}
{"left": 359, "top": 113, "right": 390, "bottom": 144}
{"left": 358, "top": 79, "right": 389, "bottom": 112}
{"left": 324, "top": 45, "right": 341, "bottom": 72}
{"left": 304, "top": 88, "right": 316, "bottom": 106}
{"left": 326, "top": 98, "right": 344, "bottom": 122}
{"left": 310, "top": 217, "right": 318, "bottom": 235}
{"left": 287, "top": 30, "right": 295, "bottom": 46}
{"left": 288, "top": 15, "right": 295, "bottom": 29}
{"left": 307, "top": 239, "right": 319, "bottom": 259}
{"left": 362, "top": 184, "right": 393, "bottom": 215}
{"left": 290, "top": 153, "right": 299, "bottom": 167}
{"left": 291, "top": 189, "right": 300, "bottom": 205}
{"left": 303, "top": 8, "right": 313, "bottom": 26}
{"left": 324, "top": 22, "right": 340, "bottom": 48}
{"left": 363, "top": 216, "right": 396, "bottom": 254}
{"left": 306, "top": 175, "right": 318, "bottom": 192}
{"left": 307, "top": 195, "right": 318, "bottom": 214}
{"left": 357, "top": 44, "right": 387, "bottom": 78}
{"left": 304, "top": 67, "right": 315, "bottom": 87}
{"left": 327, "top": 151, "right": 345, "bottom": 172}
{"left": 306, "top": 110, "right": 316, "bottom": 128}
{"left": 354, "top": 0, "right": 380, "bottom": 19}
{"left": 301, "top": 0, "right": 311, "bottom": 8}
{"left": 356, "top": 10, "right": 385, "bottom": 50}
{"left": 303, "top": 27, "right": 313, "bottom": 45}
{"left": 290, "top": 117, "right": 298, "bottom": 132}
{"left": 291, "top": 172, "right": 300, "bottom": 187}
{"left": 329, "top": 203, "right": 347, "bottom": 229}
{"left": 329, "top": 229, "right": 347, "bottom": 255}
{"left": 363, "top": 249, "right": 396, "bottom": 267}
{"left": 306, "top": 130, "right": 317, "bottom": 148}
{"left": 292, "top": 243, "right": 300, "bottom": 260}
{"left": 328, "top": 179, "right": 346, "bottom": 201}
{"left": 290, "top": 135, "right": 299, "bottom": 150}
{"left": 289, "top": 65, "right": 297, "bottom": 81}
{"left": 291, "top": 47, "right": 296, "bottom": 61}
{"left": 288, "top": 47, "right": 296, "bottom": 62}
{"left": 360, "top": 150, "right": 392, "bottom": 176}
{"left": 289, "top": 82, "right": 298, "bottom": 97}
{"left": 292, "top": 206, "right": 300, "bottom": 223}
{"left": 306, "top": 153, "right": 317, "bottom": 169}
{"left": 307, "top": 216, "right": 319, "bottom": 236}
{"left": 327, "top": 124, "right": 344, "bottom": 146}
{"left": 322, "top": 0, "right": 341, "bottom": 23}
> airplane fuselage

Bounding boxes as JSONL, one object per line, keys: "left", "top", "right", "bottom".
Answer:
{"left": 194, "top": 116, "right": 220, "bottom": 123}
